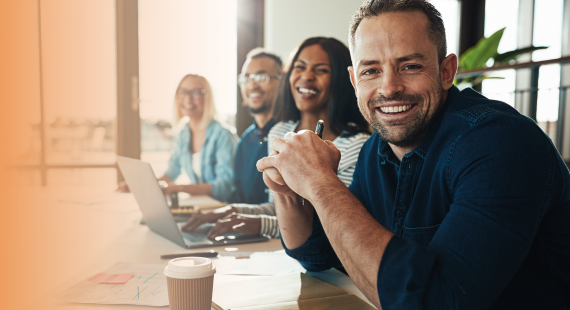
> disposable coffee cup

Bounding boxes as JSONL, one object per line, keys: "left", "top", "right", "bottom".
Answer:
{"left": 164, "top": 257, "right": 216, "bottom": 310}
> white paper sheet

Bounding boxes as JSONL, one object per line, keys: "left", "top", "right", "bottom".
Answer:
{"left": 179, "top": 194, "right": 226, "bottom": 210}
{"left": 55, "top": 262, "right": 169, "bottom": 306}
{"left": 213, "top": 251, "right": 305, "bottom": 276}
{"left": 210, "top": 273, "right": 371, "bottom": 310}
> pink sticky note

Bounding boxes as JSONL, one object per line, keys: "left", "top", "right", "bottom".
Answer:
{"left": 88, "top": 273, "right": 109, "bottom": 283}
{"left": 88, "top": 273, "right": 134, "bottom": 284}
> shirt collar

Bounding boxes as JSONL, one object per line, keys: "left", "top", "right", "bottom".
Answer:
{"left": 253, "top": 118, "right": 276, "bottom": 137}
{"left": 378, "top": 139, "right": 401, "bottom": 166}
{"left": 378, "top": 85, "right": 460, "bottom": 162}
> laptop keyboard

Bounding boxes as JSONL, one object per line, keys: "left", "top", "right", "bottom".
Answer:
{"left": 176, "top": 222, "right": 245, "bottom": 244}
{"left": 177, "top": 222, "right": 212, "bottom": 244}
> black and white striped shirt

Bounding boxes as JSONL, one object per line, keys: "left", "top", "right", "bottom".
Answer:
{"left": 231, "top": 121, "right": 370, "bottom": 238}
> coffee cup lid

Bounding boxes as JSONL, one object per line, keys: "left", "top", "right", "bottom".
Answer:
{"left": 163, "top": 257, "right": 216, "bottom": 279}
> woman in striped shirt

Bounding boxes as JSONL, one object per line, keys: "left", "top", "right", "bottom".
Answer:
{"left": 183, "top": 37, "right": 370, "bottom": 238}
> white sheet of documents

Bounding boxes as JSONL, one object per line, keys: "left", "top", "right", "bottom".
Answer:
{"left": 56, "top": 262, "right": 169, "bottom": 306}
{"left": 214, "top": 251, "right": 305, "bottom": 276}
{"left": 179, "top": 194, "right": 226, "bottom": 210}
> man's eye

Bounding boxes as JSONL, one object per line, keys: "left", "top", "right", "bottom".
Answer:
{"left": 362, "top": 69, "right": 378, "bottom": 76}
{"left": 404, "top": 64, "right": 421, "bottom": 70}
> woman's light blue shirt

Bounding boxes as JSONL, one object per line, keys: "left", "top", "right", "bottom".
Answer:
{"left": 164, "top": 119, "right": 238, "bottom": 202}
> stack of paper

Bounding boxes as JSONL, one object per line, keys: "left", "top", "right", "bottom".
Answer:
{"left": 211, "top": 273, "right": 376, "bottom": 310}
{"left": 214, "top": 251, "right": 305, "bottom": 276}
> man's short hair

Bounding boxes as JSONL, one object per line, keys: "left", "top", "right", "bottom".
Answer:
{"left": 349, "top": 0, "right": 447, "bottom": 63}
{"left": 245, "top": 48, "right": 283, "bottom": 72}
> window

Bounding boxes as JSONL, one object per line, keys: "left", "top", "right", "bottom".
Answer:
{"left": 481, "top": 0, "right": 519, "bottom": 106}
{"left": 430, "top": 0, "right": 460, "bottom": 57}
{"left": 41, "top": 0, "right": 117, "bottom": 167}
{"left": 13, "top": 0, "right": 119, "bottom": 186}
{"left": 138, "top": 0, "right": 237, "bottom": 178}
{"left": 533, "top": 0, "right": 564, "bottom": 140}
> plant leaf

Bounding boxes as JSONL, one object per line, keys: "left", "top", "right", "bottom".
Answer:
{"left": 459, "top": 27, "right": 505, "bottom": 70}
{"left": 493, "top": 46, "right": 549, "bottom": 65}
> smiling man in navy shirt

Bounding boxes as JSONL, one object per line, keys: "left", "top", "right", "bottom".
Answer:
{"left": 257, "top": 1, "right": 570, "bottom": 309}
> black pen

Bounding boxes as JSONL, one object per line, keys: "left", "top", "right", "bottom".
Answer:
{"left": 160, "top": 251, "right": 218, "bottom": 259}
{"left": 302, "top": 120, "right": 325, "bottom": 205}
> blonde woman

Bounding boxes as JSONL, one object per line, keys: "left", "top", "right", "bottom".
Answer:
{"left": 118, "top": 74, "right": 237, "bottom": 202}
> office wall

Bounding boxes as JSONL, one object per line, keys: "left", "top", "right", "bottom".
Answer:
{"left": 264, "top": 0, "right": 459, "bottom": 65}
{"left": 264, "top": 0, "right": 364, "bottom": 62}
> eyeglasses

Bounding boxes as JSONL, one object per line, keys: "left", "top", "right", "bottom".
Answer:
{"left": 177, "top": 88, "right": 206, "bottom": 99}
{"left": 238, "top": 73, "right": 281, "bottom": 85}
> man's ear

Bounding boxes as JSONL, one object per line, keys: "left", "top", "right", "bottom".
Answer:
{"left": 348, "top": 66, "right": 358, "bottom": 95}
{"left": 440, "top": 53, "right": 458, "bottom": 90}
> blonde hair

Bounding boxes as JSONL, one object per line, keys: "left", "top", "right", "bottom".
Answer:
{"left": 174, "top": 74, "right": 217, "bottom": 129}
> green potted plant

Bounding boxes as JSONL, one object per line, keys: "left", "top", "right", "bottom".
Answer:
{"left": 455, "top": 27, "right": 548, "bottom": 89}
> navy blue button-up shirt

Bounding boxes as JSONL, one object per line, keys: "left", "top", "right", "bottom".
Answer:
{"left": 285, "top": 86, "right": 570, "bottom": 309}
{"left": 229, "top": 118, "right": 276, "bottom": 204}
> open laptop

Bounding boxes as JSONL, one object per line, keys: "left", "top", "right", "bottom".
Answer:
{"left": 117, "top": 156, "right": 270, "bottom": 249}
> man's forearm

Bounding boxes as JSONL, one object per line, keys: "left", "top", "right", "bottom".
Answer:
{"left": 311, "top": 179, "right": 393, "bottom": 309}
{"left": 273, "top": 193, "right": 314, "bottom": 249}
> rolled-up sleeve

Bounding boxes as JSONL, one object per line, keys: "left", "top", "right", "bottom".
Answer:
{"left": 209, "top": 129, "right": 237, "bottom": 202}
{"left": 283, "top": 210, "right": 342, "bottom": 271}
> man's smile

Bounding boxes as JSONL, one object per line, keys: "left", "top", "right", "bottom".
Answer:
{"left": 372, "top": 103, "right": 418, "bottom": 119}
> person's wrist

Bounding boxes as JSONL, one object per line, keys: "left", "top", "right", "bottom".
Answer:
{"left": 274, "top": 192, "right": 302, "bottom": 208}
{"left": 308, "top": 173, "right": 345, "bottom": 206}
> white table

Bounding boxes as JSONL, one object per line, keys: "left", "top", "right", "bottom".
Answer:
{"left": 7, "top": 186, "right": 372, "bottom": 309}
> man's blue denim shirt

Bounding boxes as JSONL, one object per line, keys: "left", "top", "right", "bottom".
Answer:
{"left": 228, "top": 118, "right": 276, "bottom": 204}
{"left": 284, "top": 86, "right": 570, "bottom": 309}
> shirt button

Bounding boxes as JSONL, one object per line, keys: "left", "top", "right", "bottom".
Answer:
{"left": 263, "top": 137, "right": 268, "bottom": 142}
{"left": 264, "top": 189, "right": 269, "bottom": 193}
{"left": 259, "top": 141, "right": 263, "bottom": 145}
{"left": 396, "top": 209, "right": 403, "bottom": 217}
{"left": 408, "top": 163, "right": 411, "bottom": 168}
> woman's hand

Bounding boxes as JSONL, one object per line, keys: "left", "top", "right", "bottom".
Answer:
{"left": 162, "top": 184, "right": 180, "bottom": 196}
{"left": 206, "top": 213, "right": 262, "bottom": 239}
{"left": 181, "top": 206, "right": 236, "bottom": 232}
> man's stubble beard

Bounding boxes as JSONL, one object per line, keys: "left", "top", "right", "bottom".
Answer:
{"left": 247, "top": 104, "right": 268, "bottom": 115}
{"left": 365, "top": 82, "right": 443, "bottom": 148}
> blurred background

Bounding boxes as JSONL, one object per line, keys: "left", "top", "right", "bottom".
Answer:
{"left": 2, "top": 0, "right": 570, "bottom": 187}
